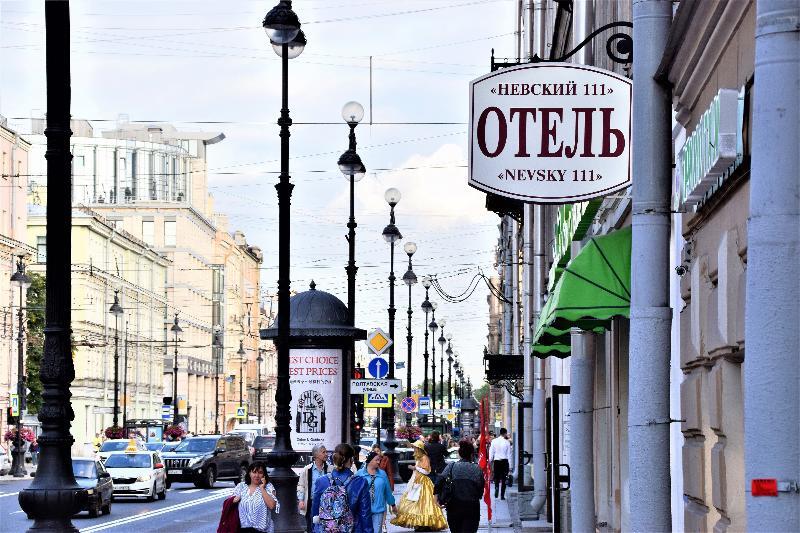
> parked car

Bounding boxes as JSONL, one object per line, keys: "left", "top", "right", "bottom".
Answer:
{"left": 144, "top": 442, "right": 167, "bottom": 452}
{"left": 162, "top": 434, "right": 251, "bottom": 488}
{"left": 103, "top": 451, "right": 167, "bottom": 501}
{"left": 226, "top": 431, "right": 256, "bottom": 457}
{"left": 161, "top": 442, "right": 180, "bottom": 453}
{"left": 251, "top": 434, "right": 275, "bottom": 462}
{"left": 97, "top": 439, "right": 146, "bottom": 463}
{"left": 232, "top": 423, "right": 271, "bottom": 437}
{"left": 72, "top": 458, "right": 113, "bottom": 517}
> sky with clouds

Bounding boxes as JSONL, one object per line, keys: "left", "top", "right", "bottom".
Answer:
{"left": 0, "top": 0, "right": 518, "bottom": 389}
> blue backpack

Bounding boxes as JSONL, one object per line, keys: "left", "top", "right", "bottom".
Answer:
{"left": 318, "top": 473, "right": 355, "bottom": 533}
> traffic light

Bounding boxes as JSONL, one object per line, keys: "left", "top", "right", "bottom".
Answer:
{"left": 353, "top": 365, "right": 364, "bottom": 380}
{"left": 7, "top": 407, "right": 17, "bottom": 425}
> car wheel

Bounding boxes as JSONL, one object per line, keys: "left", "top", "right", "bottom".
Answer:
{"left": 165, "top": 479, "right": 171, "bottom": 489}
{"left": 204, "top": 466, "right": 216, "bottom": 489}
{"left": 158, "top": 483, "right": 167, "bottom": 500}
{"left": 148, "top": 483, "right": 157, "bottom": 502}
{"left": 102, "top": 499, "right": 111, "bottom": 515}
{"left": 88, "top": 498, "right": 100, "bottom": 518}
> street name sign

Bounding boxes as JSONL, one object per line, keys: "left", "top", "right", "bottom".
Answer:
{"left": 433, "top": 409, "right": 449, "bottom": 417}
{"left": 418, "top": 396, "right": 432, "bottom": 415}
{"left": 366, "top": 329, "right": 393, "bottom": 356}
{"left": 365, "top": 393, "right": 392, "bottom": 408}
{"left": 350, "top": 379, "right": 402, "bottom": 394}
{"left": 469, "top": 63, "right": 632, "bottom": 204}
{"left": 367, "top": 357, "right": 390, "bottom": 379}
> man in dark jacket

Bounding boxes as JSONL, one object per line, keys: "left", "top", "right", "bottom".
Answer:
{"left": 424, "top": 431, "right": 448, "bottom": 482}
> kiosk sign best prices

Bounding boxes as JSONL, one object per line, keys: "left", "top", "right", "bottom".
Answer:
{"left": 469, "top": 63, "right": 632, "bottom": 203}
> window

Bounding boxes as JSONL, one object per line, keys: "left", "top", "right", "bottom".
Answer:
{"left": 142, "top": 220, "right": 154, "bottom": 246}
{"left": 36, "top": 236, "right": 47, "bottom": 263}
{"left": 164, "top": 220, "right": 176, "bottom": 247}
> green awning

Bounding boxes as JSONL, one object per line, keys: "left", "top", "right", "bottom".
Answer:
{"left": 532, "top": 226, "right": 631, "bottom": 356}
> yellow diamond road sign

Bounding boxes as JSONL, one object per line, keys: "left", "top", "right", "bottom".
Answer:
{"left": 367, "top": 328, "right": 393, "bottom": 356}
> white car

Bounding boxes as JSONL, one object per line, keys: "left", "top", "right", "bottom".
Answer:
{"left": 97, "top": 439, "right": 146, "bottom": 463}
{"left": 104, "top": 451, "right": 167, "bottom": 501}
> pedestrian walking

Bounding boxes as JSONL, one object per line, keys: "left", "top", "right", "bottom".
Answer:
{"left": 489, "top": 427, "right": 511, "bottom": 500}
{"left": 356, "top": 451, "right": 397, "bottom": 533}
{"left": 298, "top": 445, "right": 329, "bottom": 532}
{"left": 424, "top": 431, "right": 448, "bottom": 483}
{"left": 311, "top": 443, "right": 373, "bottom": 533}
{"left": 390, "top": 439, "right": 447, "bottom": 531}
{"left": 435, "top": 439, "right": 484, "bottom": 533}
{"left": 231, "top": 461, "right": 279, "bottom": 533}
{"left": 29, "top": 441, "right": 39, "bottom": 466}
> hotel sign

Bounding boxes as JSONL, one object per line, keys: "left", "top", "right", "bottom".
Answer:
{"left": 469, "top": 63, "right": 632, "bottom": 204}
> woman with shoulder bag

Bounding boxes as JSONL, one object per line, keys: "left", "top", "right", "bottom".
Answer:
{"left": 356, "top": 451, "right": 397, "bottom": 533}
{"left": 230, "top": 462, "right": 279, "bottom": 533}
{"left": 434, "top": 439, "right": 484, "bottom": 533}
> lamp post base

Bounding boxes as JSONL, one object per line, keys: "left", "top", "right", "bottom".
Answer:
{"left": 10, "top": 447, "right": 27, "bottom": 478}
{"left": 382, "top": 439, "right": 404, "bottom": 485}
{"left": 265, "top": 449, "right": 305, "bottom": 532}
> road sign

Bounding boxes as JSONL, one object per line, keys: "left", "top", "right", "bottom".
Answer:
{"left": 366, "top": 329, "right": 393, "bottom": 356}
{"left": 453, "top": 399, "right": 462, "bottom": 409}
{"left": 92, "top": 406, "right": 114, "bottom": 414}
{"left": 350, "top": 378, "right": 402, "bottom": 395}
{"left": 367, "top": 357, "right": 389, "bottom": 379}
{"left": 161, "top": 405, "right": 172, "bottom": 421}
{"left": 433, "top": 409, "right": 449, "bottom": 417}
{"left": 365, "top": 393, "right": 392, "bottom": 408}
{"left": 10, "top": 394, "right": 19, "bottom": 416}
{"left": 446, "top": 412, "right": 457, "bottom": 421}
{"left": 236, "top": 406, "right": 247, "bottom": 419}
{"left": 400, "top": 396, "right": 417, "bottom": 414}
{"left": 418, "top": 396, "right": 432, "bottom": 415}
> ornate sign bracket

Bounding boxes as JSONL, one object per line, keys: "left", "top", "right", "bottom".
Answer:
{"left": 491, "top": 21, "right": 633, "bottom": 72}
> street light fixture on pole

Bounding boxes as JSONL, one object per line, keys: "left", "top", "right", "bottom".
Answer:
{"left": 9, "top": 255, "right": 31, "bottom": 478}
{"left": 402, "top": 242, "right": 417, "bottom": 425}
{"left": 170, "top": 314, "right": 182, "bottom": 425}
{"left": 237, "top": 340, "right": 246, "bottom": 411}
{"left": 420, "top": 277, "right": 432, "bottom": 398}
{"left": 438, "top": 321, "right": 447, "bottom": 410}
{"left": 108, "top": 290, "right": 124, "bottom": 428}
{"left": 263, "top": 2, "right": 306, "bottom": 529}
{"left": 446, "top": 344, "right": 454, "bottom": 409}
{"left": 381, "top": 187, "right": 403, "bottom": 484}
{"left": 429, "top": 303, "right": 438, "bottom": 418}
{"left": 339, "top": 100, "right": 365, "bottom": 444}
{"left": 257, "top": 349, "right": 264, "bottom": 424}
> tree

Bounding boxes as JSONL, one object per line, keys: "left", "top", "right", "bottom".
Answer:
{"left": 25, "top": 273, "right": 45, "bottom": 414}
{"left": 473, "top": 382, "right": 489, "bottom": 402}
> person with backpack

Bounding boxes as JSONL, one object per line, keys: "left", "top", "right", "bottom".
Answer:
{"left": 434, "top": 439, "right": 484, "bottom": 533}
{"left": 311, "top": 443, "right": 373, "bottom": 533}
{"left": 355, "top": 451, "right": 397, "bottom": 533}
{"left": 423, "top": 431, "right": 448, "bottom": 483}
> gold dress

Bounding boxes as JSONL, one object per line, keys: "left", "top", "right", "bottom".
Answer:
{"left": 390, "top": 454, "right": 447, "bottom": 531}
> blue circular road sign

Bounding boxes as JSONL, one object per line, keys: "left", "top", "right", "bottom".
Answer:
{"left": 368, "top": 357, "right": 389, "bottom": 379}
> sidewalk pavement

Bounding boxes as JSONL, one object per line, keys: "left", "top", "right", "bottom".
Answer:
{"left": 0, "top": 462, "right": 37, "bottom": 482}
{"left": 385, "top": 482, "right": 516, "bottom": 533}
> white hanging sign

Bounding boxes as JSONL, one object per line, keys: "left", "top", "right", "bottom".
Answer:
{"left": 469, "top": 63, "right": 632, "bottom": 204}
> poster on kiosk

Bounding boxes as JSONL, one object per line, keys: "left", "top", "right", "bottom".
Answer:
{"left": 289, "top": 348, "right": 342, "bottom": 451}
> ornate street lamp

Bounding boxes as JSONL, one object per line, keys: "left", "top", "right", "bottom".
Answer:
{"left": 446, "top": 343, "right": 454, "bottom": 409}
{"left": 9, "top": 255, "right": 31, "bottom": 478}
{"left": 402, "top": 242, "right": 417, "bottom": 425}
{"left": 339, "top": 100, "right": 365, "bottom": 443}
{"left": 429, "top": 303, "right": 438, "bottom": 420}
{"left": 19, "top": 4, "right": 88, "bottom": 525}
{"left": 438, "top": 321, "right": 448, "bottom": 410}
{"left": 171, "top": 314, "right": 182, "bottom": 425}
{"left": 257, "top": 349, "right": 264, "bottom": 424}
{"left": 381, "top": 187, "right": 403, "bottom": 484}
{"left": 263, "top": 2, "right": 306, "bottom": 530}
{"left": 108, "top": 290, "right": 124, "bottom": 428}
{"left": 237, "top": 340, "right": 246, "bottom": 410}
{"left": 420, "top": 277, "right": 432, "bottom": 399}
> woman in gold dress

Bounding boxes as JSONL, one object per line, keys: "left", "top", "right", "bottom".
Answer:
{"left": 390, "top": 439, "right": 447, "bottom": 531}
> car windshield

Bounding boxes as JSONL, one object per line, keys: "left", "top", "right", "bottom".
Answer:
{"left": 162, "top": 442, "right": 179, "bottom": 452}
{"left": 104, "top": 454, "right": 152, "bottom": 468}
{"left": 100, "top": 441, "right": 130, "bottom": 452}
{"left": 145, "top": 443, "right": 164, "bottom": 451}
{"left": 72, "top": 461, "right": 97, "bottom": 479}
{"left": 254, "top": 436, "right": 275, "bottom": 448}
{"left": 174, "top": 438, "right": 216, "bottom": 453}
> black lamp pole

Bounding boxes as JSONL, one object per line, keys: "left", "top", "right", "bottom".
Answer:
{"left": 122, "top": 322, "right": 129, "bottom": 429}
{"left": 171, "top": 314, "right": 182, "bottom": 425}
{"left": 19, "top": 2, "right": 87, "bottom": 525}
{"left": 429, "top": 307, "right": 438, "bottom": 421}
{"left": 257, "top": 350, "right": 264, "bottom": 423}
{"left": 446, "top": 343, "right": 454, "bottom": 409}
{"left": 263, "top": 2, "right": 306, "bottom": 530}
{"left": 109, "top": 290, "right": 123, "bottom": 428}
{"left": 420, "top": 279, "right": 432, "bottom": 399}
{"left": 339, "top": 101, "right": 365, "bottom": 445}
{"left": 381, "top": 187, "right": 403, "bottom": 484}
{"left": 237, "top": 340, "right": 246, "bottom": 410}
{"left": 402, "top": 242, "right": 417, "bottom": 425}
{"left": 438, "top": 323, "right": 447, "bottom": 410}
{"left": 9, "top": 256, "right": 31, "bottom": 478}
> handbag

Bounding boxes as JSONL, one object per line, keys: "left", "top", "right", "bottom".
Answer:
{"left": 406, "top": 482, "right": 422, "bottom": 502}
{"left": 436, "top": 464, "right": 455, "bottom": 506}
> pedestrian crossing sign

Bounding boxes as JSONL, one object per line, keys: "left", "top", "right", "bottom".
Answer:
{"left": 236, "top": 406, "right": 247, "bottom": 419}
{"left": 364, "top": 393, "right": 392, "bottom": 408}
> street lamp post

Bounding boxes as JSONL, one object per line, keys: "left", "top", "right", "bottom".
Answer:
{"left": 429, "top": 305, "right": 438, "bottom": 419}
{"left": 213, "top": 328, "right": 222, "bottom": 434}
{"left": 446, "top": 345, "right": 454, "bottom": 409}
{"left": 122, "top": 322, "right": 129, "bottom": 428}
{"left": 402, "top": 242, "right": 417, "bottom": 425}
{"left": 438, "top": 321, "right": 447, "bottom": 410}
{"left": 262, "top": 2, "right": 306, "bottom": 530}
{"left": 9, "top": 255, "right": 31, "bottom": 478}
{"left": 339, "top": 100, "right": 365, "bottom": 444}
{"left": 420, "top": 278, "right": 432, "bottom": 399}
{"left": 257, "top": 350, "right": 264, "bottom": 423}
{"left": 171, "top": 314, "right": 182, "bottom": 425}
{"left": 109, "top": 290, "right": 124, "bottom": 428}
{"left": 381, "top": 187, "right": 403, "bottom": 484}
{"left": 237, "top": 340, "right": 246, "bottom": 411}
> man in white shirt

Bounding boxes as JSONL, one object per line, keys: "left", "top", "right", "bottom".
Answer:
{"left": 488, "top": 427, "right": 512, "bottom": 499}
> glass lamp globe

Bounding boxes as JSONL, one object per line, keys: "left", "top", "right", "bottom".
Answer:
{"left": 342, "top": 101, "right": 364, "bottom": 124}
{"left": 263, "top": 1, "right": 301, "bottom": 44}
{"left": 337, "top": 149, "right": 363, "bottom": 176}
{"left": 404, "top": 241, "right": 417, "bottom": 256}
{"left": 446, "top": 332, "right": 453, "bottom": 341}
{"left": 271, "top": 29, "right": 306, "bottom": 58}
{"left": 431, "top": 301, "right": 438, "bottom": 311}
{"left": 439, "top": 318, "right": 447, "bottom": 328}
{"left": 421, "top": 276, "right": 432, "bottom": 289}
{"left": 382, "top": 223, "right": 402, "bottom": 243}
{"left": 384, "top": 187, "right": 401, "bottom": 206}
{"left": 352, "top": 164, "right": 366, "bottom": 182}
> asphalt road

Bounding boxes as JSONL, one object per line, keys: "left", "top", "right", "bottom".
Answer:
{"left": 0, "top": 478, "right": 235, "bottom": 533}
